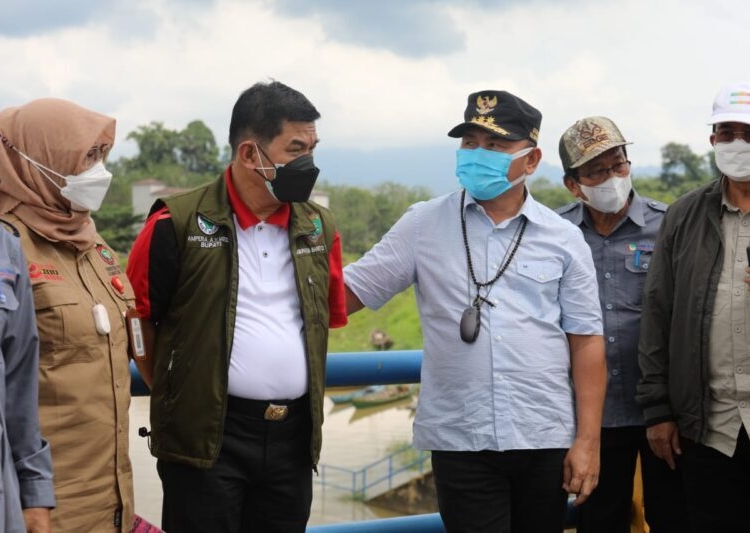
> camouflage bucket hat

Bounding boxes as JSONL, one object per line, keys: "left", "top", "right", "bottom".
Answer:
{"left": 559, "top": 116, "right": 632, "bottom": 171}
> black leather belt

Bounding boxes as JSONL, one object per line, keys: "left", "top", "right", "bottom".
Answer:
{"left": 227, "top": 394, "right": 308, "bottom": 422}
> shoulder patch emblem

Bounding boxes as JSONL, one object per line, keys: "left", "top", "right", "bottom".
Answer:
{"left": 96, "top": 245, "right": 116, "bottom": 265}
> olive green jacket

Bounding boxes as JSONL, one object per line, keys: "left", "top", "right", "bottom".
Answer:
{"left": 149, "top": 176, "right": 334, "bottom": 468}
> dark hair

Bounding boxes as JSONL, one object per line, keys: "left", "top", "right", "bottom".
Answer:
{"left": 229, "top": 81, "right": 320, "bottom": 157}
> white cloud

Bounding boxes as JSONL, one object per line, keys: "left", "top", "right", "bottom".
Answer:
{"left": 1, "top": 0, "right": 748, "bottom": 175}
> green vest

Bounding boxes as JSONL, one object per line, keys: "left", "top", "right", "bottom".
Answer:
{"left": 149, "top": 176, "right": 334, "bottom": 468}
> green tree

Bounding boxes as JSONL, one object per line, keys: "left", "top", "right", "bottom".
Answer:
{"left": 126, "top": 122, "right": 179, "bottom": 169}
{"left": 326, "top": 182, "right": 431, "bottom": 256}
{"left": 660, "top": 142, "right": 712, "bottom": 189}
{"left": 176, "top": 120, "right": 222, "bottom": 174}
{"left": 92, "top": 206, "right": 143, "bottom": 255}
{"left": 328, "top": 185, "right": 379, "bottom": 255}
{"left": 530, "top": 177, "right": 574, "bottom": 210}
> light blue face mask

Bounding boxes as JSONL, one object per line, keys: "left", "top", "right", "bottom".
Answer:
{"left": 456, "top": 146, "right": 533, "bottom": 200}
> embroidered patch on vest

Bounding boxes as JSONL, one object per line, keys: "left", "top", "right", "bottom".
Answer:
{"left": 197, "top": 215, "right": 219, "bottom": 235}
{"left": 305, "top": 215, "right": 323, "bottom": 246}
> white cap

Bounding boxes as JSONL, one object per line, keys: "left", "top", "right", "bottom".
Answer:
{"left": 708, "top": 82, "right": 750, "bottom": 125}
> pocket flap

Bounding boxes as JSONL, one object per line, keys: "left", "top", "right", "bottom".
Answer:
{"left": 33, "top": 284, "right": 80, "bottom": 310}
{"left": 516, "top": 260, "right": 563, "bottom": 283}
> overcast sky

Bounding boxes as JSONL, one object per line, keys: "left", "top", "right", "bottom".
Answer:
{"left": 1, "top": 0, "right": 748, "bottom": 193}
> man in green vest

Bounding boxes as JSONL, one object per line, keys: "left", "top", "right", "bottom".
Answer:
{"left": 127, "top": 80, "right": 348, "bottom": 532}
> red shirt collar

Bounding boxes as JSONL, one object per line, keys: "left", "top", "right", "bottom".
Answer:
{"left": 225, "top": 166, "right": 290, "bottom": 231}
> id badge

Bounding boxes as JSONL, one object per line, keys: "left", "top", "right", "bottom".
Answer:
{"left": 125, "top": 307, "right": 146, "bottom": 359}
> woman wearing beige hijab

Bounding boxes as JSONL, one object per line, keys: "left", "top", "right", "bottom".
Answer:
{"left": 0, "top": 98, "right": 135, "bottom": 532}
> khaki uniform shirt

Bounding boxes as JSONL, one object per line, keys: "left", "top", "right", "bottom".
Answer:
{"left": 6, "top": 215, "right": 135, "bottom": 531}
{"left": 706, "top": 198, "right": 750, "bottom": 456}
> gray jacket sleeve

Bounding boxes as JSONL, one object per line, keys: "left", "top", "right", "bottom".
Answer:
{"left": 636, "top": 212, "right": 675, "bottom": 426}
{"left": 1, "top": 234, "right": 55, "bottom": 509}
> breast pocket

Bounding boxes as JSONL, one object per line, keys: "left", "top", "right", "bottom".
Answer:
{"left": 516, "top": 260, "right": 564, "bottom": 309}
{"left": 33, "top": 284, "right": 95, "bottom": 366}
{"left": 624, "top": 252, "right": 651, "bottom": 307}
{"left": 0, "top": 280, "right": 20, "bottom": 336}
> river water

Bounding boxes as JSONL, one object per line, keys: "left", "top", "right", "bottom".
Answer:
{"left": 129, "top": 393, "right": 419, "bottom": 526}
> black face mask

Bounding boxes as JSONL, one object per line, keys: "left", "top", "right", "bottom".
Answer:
{"left": 255, "top": 146, "right": 320, "bottom": 203}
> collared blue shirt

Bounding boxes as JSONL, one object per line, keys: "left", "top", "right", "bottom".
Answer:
{"left": 0, "top": 230, "right": 54, "bottom": 530}
{"left": 345, "top": 189, "right": 602, "bottom": 452}
{"left": 557, "top": 192, "right": 665, "bottom": 427}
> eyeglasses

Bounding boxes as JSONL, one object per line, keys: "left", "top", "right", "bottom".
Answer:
{"left": 577, "top": 160, "right": 631, "bottom": 182}
{"left": 714, "top": 129, "right": 750, "bottom": 144}
{"left": 85, "top": 144, "right": 111, "bottom": 164}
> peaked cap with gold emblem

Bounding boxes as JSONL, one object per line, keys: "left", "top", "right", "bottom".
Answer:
{"left": 447, "top": 90, "right": 542, "bottom": 145}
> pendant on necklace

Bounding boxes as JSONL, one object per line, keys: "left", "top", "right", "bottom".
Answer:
{"left": 460, "top": 306, "right": 480, "bottom": 343}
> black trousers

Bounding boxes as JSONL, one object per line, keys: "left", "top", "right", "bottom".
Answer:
{"left": 431, "top": 448, "right": 568, "bottom": 533}
{"left": 158, "top": 395, "right": 313, "bottom": 533}
{"left": 681, "top": 425, "right": 750, "bottom": 533}
{"left": 575, "top": 426, "right": 688, "bottom": 533}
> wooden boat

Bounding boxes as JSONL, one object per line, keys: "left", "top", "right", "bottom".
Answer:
{"left": 329, "top": 385, "right": 385, "bottom": 405}
{"left": 351, "top": 384, "right": 418, "bottom": 409}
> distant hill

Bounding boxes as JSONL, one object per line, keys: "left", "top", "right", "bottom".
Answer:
{"left": 315, "top": 145, "right": 659, "bottom": 196}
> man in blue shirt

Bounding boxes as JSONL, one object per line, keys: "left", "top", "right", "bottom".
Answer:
{"left": 0, "top": 228, "right": 55, "bottom": 532}
{"left": 344, "top": 90, "right": 606, "bottom": 533}
{"left": 557, "top": 116, "right": 687, "bottom": 533}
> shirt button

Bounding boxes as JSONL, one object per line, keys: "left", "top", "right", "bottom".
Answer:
{"left": 608, "top": 336, "right": 615, "bottom": 343}
{"left": 539, "top": 274, "right": 547, "bottom": 280}
{"left": 495, "top": 335, "right": 503, "bottom": 341}
{"left": 735, "top": 290, "right": 742, "bottom": 297}
{"left": 492, "top": 299, "right": 499, "bottom": 306}
{"left": 738, "top": 367, "right": 744, "bottom": 374}
{"left": 605, "top": 272, "right": 612, "bottom": 279}
{"left": 115, "top": 381, "right": 120, "bottom": 389}
{"left": 741, "top": 401, "right": 748, "bottom": 408}
{"left": 491, "top": 263, "right": 498, "bottom": 270}
{"left": 257, "top": 225, "right": 264, "bottom": 231}
{"left": 262, "top": 251, "right": 268, "bottom": 258}
{"left": 612, "top": 369, "right": 620, "bottom": 376}
{"left": 735, "top": 326, "right": 743, "bottom": 333}
{"left": 606, "top": 303, "right": 613, "bottom": 310}
{"left": 603, "top": 239, "right": 610, "bottom": 246}
{"left": 743, "top": 220, "right": 749, "bottom": 226}
{"left": 496, "top": 373, "right": 503, "bottom": 381}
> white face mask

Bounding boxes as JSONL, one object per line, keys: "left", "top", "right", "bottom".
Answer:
{"left": 59, "top": 161, "right": 113, "bottom": 211}
{"left": 14, "top": 148, "right": 113, "bottom": 211}
{"left": 714, "top": 139, "right": 750, "bottom": 181}
{"left": 579, "top": 175, "right": 632, "bottom": 214}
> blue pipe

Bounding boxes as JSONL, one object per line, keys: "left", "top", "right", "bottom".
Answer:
{"left": 322, "top": 350, "right": 423, "bottom": 386}
{"left": 306, "top": 512, "right": 445, "bottom": 533}
{"left": 130, "top": 352, "right": 579, "bottom": 530}
{"left": 129, "top": 350, "right": 424, "bottom": 395}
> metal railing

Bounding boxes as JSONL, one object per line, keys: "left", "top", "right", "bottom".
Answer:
{"left": 316, "top": 445, "right": 431, "bottom": 499}
{"left": 130, "top": 350, "right": 577, "bottom": 532}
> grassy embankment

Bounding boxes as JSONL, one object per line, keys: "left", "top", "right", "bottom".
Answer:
{"left": 327, "top": 286, "right": 422, "bottom": 353}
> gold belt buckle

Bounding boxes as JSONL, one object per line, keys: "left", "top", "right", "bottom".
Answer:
{"left": 264, "top": 403, "right": 288, "bottom": 421}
